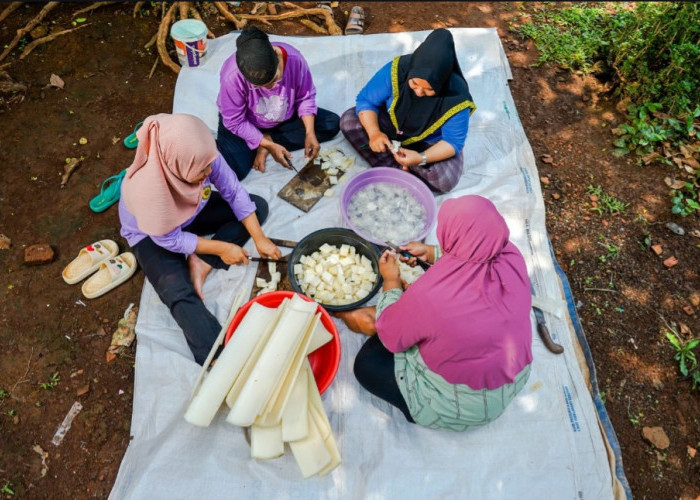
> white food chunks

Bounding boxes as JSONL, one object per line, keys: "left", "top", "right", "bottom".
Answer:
{"left": 256, "top": 262, "right": 283, "bottom": 296}
{"left": 346, "top": 182, "right": 427, "bottom": 244}
{"left": 317, "top": 148, "right": 355, "bottom": 181}
{"left": 391, "top": 140, "right": 401, "bottom": 153}
{"left": 295, "top": 243, "right": 377, "bottom": 305}
{"left": 398, "top": 260, "right": 425, "bottom": 284}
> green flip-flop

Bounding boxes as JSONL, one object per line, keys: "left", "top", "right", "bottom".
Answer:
{"left": 123, "top": 121, "right": 144, "bottom": 149}
{"left": 89, "top": 170, "right": 127, "bottom": 213}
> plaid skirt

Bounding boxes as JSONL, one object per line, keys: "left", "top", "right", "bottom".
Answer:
{"left": 339, "top": 107, "right": 463, "bottom": 193}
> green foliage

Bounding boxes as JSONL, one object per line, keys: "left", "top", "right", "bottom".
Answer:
{"left": 38, "top": 372, "right": 60, "bottom": 390}
{"left": 588, "top": 185, "right": 628, "bottom": 214}
{"left": 516, "top": 3, "right": 700, "bottom": 216}
{"left": 1, "top": 481, "right": 14, "bottom": 496}
{"left": 666, "top": 330, "right": 700, "bottom": 390}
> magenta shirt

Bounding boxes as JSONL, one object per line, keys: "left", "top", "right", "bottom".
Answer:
{"left": 119, "top": 155, "right": 256, "bottom": 255}
{"left": 216, "top": 42, "right": 318, "bottom": 150}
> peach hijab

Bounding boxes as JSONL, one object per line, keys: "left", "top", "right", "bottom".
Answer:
{"left": 121, "top": 113, "right": 219, "bottom": 236}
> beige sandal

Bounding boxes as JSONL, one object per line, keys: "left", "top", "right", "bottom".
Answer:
{"left": 81, "top": 252, "right": 137, "bottom": 299}
{"left": 345, "top": 6, "right": 364, "bottom": 35}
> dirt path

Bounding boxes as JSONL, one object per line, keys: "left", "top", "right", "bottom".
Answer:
{"left": 0, "top": 3, "right": 698, "bottom": 499}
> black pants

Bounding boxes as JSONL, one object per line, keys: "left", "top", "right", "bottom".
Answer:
{"left": 131, "top": 193, "right": 268, "bottom": 364}
{"left": 354, "top": 335, "right": 415, "bottom": 423}
{"left": 216, "top": 109, "right": 341, "bottom": 180}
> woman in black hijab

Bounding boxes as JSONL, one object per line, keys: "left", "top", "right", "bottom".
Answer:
{"left": 340, "top": 29, "right": 476, "bottom": 193}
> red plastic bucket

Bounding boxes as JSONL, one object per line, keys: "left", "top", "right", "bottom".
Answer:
{"left": 224, "top": 291, "right": 341, "bottom": 394}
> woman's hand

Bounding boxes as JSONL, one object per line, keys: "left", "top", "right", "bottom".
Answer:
{"left": 219, "top": 243, "right": 250, "bottom": 265}
{"left": 393, "top": 148, "right": 422, "bottom": 171}
{"left": 304, "top": 131, "right": 320, "bottom": 160}
{"left": 265, "top": 141, "right": 294, "bottom": 170}
{"left": 379, "top": 250, "right": 402, "bottom": 290}
{"left": 254, "top": 237, "right": 282, "bottom": 260}
{"left": 400, "top": 241, "right": 435, "bottom": 265}
{"left": 368, "top": 130, "right": 393, "bottom": 153}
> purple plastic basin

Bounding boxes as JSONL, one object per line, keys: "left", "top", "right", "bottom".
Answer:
{"left": 340, "top": 167, "right": 437, "bottom": 245}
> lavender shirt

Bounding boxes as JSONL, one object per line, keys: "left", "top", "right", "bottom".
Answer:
{"left": 119, "top": 155, "right": 256, "bottom": 255}
{"left": 217, "top": 42, "right": 318, "bottom": 150}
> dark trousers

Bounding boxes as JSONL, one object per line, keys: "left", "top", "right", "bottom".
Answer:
{"left": 131, "top": 193, "right": 268, "bottom": 365}
{"left": 354, "top": 335, "right": 415, "bottom": 423}
{"left": 216, "top": 109, "right": 341, "bottom": 180}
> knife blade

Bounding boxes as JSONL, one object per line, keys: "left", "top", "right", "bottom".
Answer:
{"left": 530, "top": 283, "right": 564, "bottom": 354}
{"left": 385, "top": 241, "right": 431, "bottom": 271}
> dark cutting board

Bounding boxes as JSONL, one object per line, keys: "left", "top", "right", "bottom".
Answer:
{"left": 250, "top": 259, "right": 294, "bottom": 300}
{"left": 277, "top": 158, "right": 345, "bottom": 212}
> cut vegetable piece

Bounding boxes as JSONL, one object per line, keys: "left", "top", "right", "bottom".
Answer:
{"left": 184, "top": 302, "right": 279, "bottom": 427}
{"left": 288, "top": 412, "right": 332, "bottom": 478}
{"left": 306, "top": 319, "right": 333, "bottom": 354}
{"left": 226, "top": 295, "right": 317, "bottom": 426}
{"left": 224, "top": 299, "right": 289, "bottom": 408}
{"left": 281, "top": 365, "right": 309, "bottom": 442}
{"left": 250, "top": 422, "right": 284, "bottom": 460}
{"left": 306, "top": 362, "right": 341, "bottom": 475}
{"left": 260, "top": 313, "right": 321, "bottom": 426}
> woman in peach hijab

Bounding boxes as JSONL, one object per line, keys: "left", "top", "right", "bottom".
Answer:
{"left": 119, "top": 113, "right": 280, "bottom": 364}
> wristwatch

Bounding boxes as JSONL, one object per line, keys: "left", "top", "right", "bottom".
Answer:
{"left": 417, "top": 152, "right": 428, "bottom": 167}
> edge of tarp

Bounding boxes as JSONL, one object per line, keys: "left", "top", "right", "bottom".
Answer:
{"left": 551, "top": 242, "right": 633, "bottom": 500}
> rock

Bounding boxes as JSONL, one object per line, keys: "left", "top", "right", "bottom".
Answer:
{"left": 666, "top": 222, "right": 685, "bottom": 235}
{"left": 642, "top": 426, "right": 670, "bottom": 450}
{"left": 552, "top": 193, "right": 561, "bottom": 200}
{"left": 651, "top": 244, "right": 663, "bottom": 256}
{"left": 651, "top": 377, "right": 664, "bottom": 391}
{"left": 541, "top": 154, "right": 554, "bottom": 164}
{"left": 682, "top": 306, "right": 695, "bottom": 316}
{"left": 690, "top": 293, "right": 700, "bottom": 307}
{"left": 589, "top": 195, "right": 599, "bottom": 202}
{"left": 663, "top": 256, "right": 679, "bottom": 268}
{"left": 688, "top": 445, "right": 697, "bottom": 458}
{"left": 540, "top": 176, "right": 550, "bottom": 185}
{"left": 24, "top": 244, "right": 55, "bottom": 266}
{"left": 0, "top": 234, "right": 10, "bottom": 250}
{"left": 77, "top": 384, "right": 90, "bottom": 396}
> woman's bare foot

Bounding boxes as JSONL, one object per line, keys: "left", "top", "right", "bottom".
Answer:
{"left": 253, "top": 148, "right": 269, "bottom": 172}
{"left": 334, "top": 307, "right": 377, "bottom": 335}
{"left": 188, "top": 253, "right": 213, "bottom": 300}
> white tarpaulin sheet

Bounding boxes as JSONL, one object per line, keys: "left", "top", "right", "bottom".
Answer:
{"left": 110, "top": 29, "right": 624, "bottom": 500}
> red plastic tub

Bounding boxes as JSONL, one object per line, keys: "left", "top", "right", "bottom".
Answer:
{"left": 224, "top": 291, "right": 341, "bottom": 394}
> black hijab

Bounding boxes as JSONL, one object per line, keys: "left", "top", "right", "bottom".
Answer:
{"left": 390, "top": 29, "right": 475, "bottom": 144}
{"left": 235, "top": 26, "right": 278, "bottom": 86}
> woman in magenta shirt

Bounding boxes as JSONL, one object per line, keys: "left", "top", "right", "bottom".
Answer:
{"left": 216, "top": 26, "right": 340, "bottom": 179}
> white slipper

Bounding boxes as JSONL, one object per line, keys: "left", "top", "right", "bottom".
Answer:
{"left": 62, "top": 239, "right": 119, "bottom": 284}
{"left": 81, "top": 252, "right": 137, "bottom": 299}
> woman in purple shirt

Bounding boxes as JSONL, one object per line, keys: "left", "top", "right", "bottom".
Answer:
{"left": 119, "top": 113, "right": 281, "bottom": 364}
{"left": 216, "top": 26, "right": 340, "bottom": 179}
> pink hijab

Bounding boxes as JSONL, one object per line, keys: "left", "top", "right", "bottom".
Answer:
{"left": 121, "top": 113, "right": 219, "bottom": 236}
{"left": 375, "top": 195, "right": 533, "bottom": 389}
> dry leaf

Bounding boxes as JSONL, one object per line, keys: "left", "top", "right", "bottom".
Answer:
{"left": 664, "top": 177, "right": 686, "bottom": 190}
{"left": 683, "top": 157, "right": 700, "bottom": 169}
{"left": 49, "top": 74, "right": 64, "bottom": 89}
{"left": 641, "top": 152, "right": 660, "bottom": 165}
{"left": 690, "top": 229, "right": 700, "bottom": 239}
{"left": 679, "top": 144, "right": 691, "bottom": 157}
{"left": 32, "top": 444, "right": 49, "bottom": 477}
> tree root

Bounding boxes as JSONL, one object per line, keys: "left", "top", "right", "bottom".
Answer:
{"left": 148, "top": 56, "right": 159, "bottom": 79}
{"left": 299, "top": 19, "right": 328, "bottom": 35}
{"left": 157, "top": 3, "right": 180, "bottom": 74}
{"left": 178, "top": 1, "right": 190, "bottom": 21}
{"left": 19, "top": 24, "right": 90, "bottom": 60}
{"left": 133, "top": 1, "right": 145, "bottom": 18}
{"left": 214, "top": 2, "right": 247, "bottom": 30}
{"left": 235, "top": 7, "right": 343, "bottom": 35}
{"left": 61, "top": 157, "right": 85, "bottom": 188}
{"left": 0, "top": 71, "right": 27, "bottom": 94}
{"left": 72, "top": 2, "right": 109, "bottom": 18}
{"left": 189, "top": 4, "right": 215, "bottom": 38}
{"left": 0, "top": 1, "right": 59, "bottom": 63}
{"left": 0, "top": 2, "right": 22, "bottom": 24}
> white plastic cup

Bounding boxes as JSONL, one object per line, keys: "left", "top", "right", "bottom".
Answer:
{"left": 170, "top": 19, "right": 208, "bottom": 68}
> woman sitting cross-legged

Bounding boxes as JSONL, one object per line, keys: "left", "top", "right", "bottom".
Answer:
{"left": 340, "top": 28, "right": 476, "bottom": 194}
{"left": 216, "top": 26, "right": 340, "bottom": 179}
{"left": 119, "top": 113, "right": 281, "bottom": 364}
{"left": 336, "top": 195, "right": 533, "bottom": 430}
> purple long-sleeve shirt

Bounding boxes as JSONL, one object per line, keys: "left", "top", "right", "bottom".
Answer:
{"left": 216, "top": 42, "right": 318, "bottom": 150}
{"left": 119, "top": 154, "right": 256, "bottom": 255}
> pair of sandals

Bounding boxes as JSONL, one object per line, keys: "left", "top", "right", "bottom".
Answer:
{"left": 62, "top": 240, "right": 137, "bottom": 299}
{"left": 89, "top": 120, "right": 142, "bottom": 213}
{"left": 317, "top": 3, "right": 364, "bottom": 35}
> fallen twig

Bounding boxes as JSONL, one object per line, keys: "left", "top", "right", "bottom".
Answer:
{"left": 213, "top": 1, "right": 246, "bottom": 30}
{"left": 19, "top": 24, "right": 90, "bottom": 60}
{"left": 0, "top": 1, "right": 59, "bottom": 63}
{"left": 157, "top": 3, "right": 180, "bottom": 74}
{"left": 61, "top": 157, "right": 85, "bottom": 187}
{"left": 72, "top": 2, "right": 109, "bottom": 17}
{"left": 583, "top": 288, "right": 619, "bottom": 293}
{"left": 148, "top": 56, "right": 159, "bottom": 79}
{"left": 144, "top": 32, "right": 158, "bottom": 50}
{"left": 0, "top": 347, "right": 34, "bottom": 408}
{"left": 0, "top": 2, "right": 22, "bottom": 23}
{"left": 0, "top": 71, "right": 27, "bottom": 94}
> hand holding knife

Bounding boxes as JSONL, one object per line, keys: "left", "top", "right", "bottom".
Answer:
{"left": 385, "top": 241, "right": 431, "bottom": 271}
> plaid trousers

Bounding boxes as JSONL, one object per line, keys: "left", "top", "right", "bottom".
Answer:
{"left": 339, "top": 107, "right": 463, "bottom": 193}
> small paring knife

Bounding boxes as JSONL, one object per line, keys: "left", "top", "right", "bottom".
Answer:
{"left": 384, "top": 241, "right": 431, "bottom": 271}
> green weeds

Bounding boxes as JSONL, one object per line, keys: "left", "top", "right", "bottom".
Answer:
{"left": 666, "top": 330, "right": 700, "bottom": 390}
{"left": 588, "top": 185, "right": 628, "bottom": 214}
{"left": 38, "top": 372, "right": 60, "bottom": 390}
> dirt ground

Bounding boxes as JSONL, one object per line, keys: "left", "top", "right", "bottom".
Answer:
{"left": 0, "top": 2, "right": 698, "bottom": 499}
